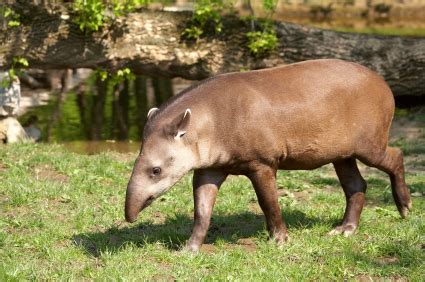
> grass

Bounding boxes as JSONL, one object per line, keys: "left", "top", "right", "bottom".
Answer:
{"left": 0, "top": 144, "right": 424, "bottom": 280}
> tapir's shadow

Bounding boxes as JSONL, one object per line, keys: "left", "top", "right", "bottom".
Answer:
{"left": 73, "top": 210, "right": 337, "bottom": 257}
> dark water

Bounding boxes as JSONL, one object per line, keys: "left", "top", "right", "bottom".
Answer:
{"left": 63, "top": 141, "right": 141, "bottom": 155}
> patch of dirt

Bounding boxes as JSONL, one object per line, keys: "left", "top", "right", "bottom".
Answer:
{"left": 390, "top": 112, "right": 425, "bottom": 173}
{"left": 152, "top": 210, "right": 167, "bottom": 224}
{"left": 33, "top": 165, "right": 69, "bottom": 183}
{"left": 200, "top": 243, "right": 217, "bottom": 253}
{"left": 200, "top": 238, "right": 257, "bottom": 253}
{"left": 108, "top": 152, "right": 139, "bottom": 163}
{"left": 248, "top": 202, "right": 263, "bottom": 214}
{"left": 0, "top": 194, "right": 9, "bottom": 203}
{"left": 236, "top": 238, "right": 257, "bottom": 252}
{"left": 390, "top": 116, "right": 424, "bottom": 142}
{"left": 294, "top": 190, "right": 316, "bottom": 201}
{"left": 375, "top": 256, "right": 399, "bottom": 266}
{"left": 354, "top": 275, "right": 407, "bottom": 282}
{"left": 0, "top": 162, "right": 7, "bottom": 172}
{"left": 278, "top": 188, "right": 315, "bottom": 201}
{"left": 151, "top": 274, "right": 175, "bottom": 281}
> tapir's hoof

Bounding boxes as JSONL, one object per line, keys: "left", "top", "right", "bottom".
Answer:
{"left": 328, "top": 224, "right": 357, "bottom": 237}
{"left": 399, "top": 201, "right": 412, "bottom": 219}
{"left": 398, "top": 201, "right": 412, "bottom": 218}
{"left": 399, "top": 207, "right": 409, "bottom": 219}
{"left": 269, "top": 232, "right": 289, "bottom": 246}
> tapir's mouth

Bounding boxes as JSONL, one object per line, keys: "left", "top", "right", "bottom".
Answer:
{"left": 141, "top": 196, "right": 155, "bottom": 211}
{"left": 125, "top": 195, "right": 156, "bottom": 223}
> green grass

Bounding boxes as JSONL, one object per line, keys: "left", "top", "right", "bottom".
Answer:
{"left": 0, "top": 144, "right": 424, "bottom": 280}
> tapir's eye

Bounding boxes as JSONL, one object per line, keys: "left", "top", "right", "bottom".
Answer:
{"left": 152, "top": 167, "right": 161, "bottom": 176}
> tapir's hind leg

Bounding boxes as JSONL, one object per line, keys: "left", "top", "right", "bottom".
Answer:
{"left": 247, "top": 165, "right": 288, "bottom": 244}
{"left": 358, "top": 146, "right": 412, "bottom": 218}
{"left": 329, "top": 158, "right": 367, "bottom": 236}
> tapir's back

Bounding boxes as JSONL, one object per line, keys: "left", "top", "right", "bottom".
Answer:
{"left": 192, "top": 59, "right": 395, "bottom": 169}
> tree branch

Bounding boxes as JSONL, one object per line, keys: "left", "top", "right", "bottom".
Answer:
{"left": 1, "top": 6, "right": 424, "bottom": 96}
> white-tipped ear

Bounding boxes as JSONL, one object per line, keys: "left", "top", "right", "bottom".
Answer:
{"left": 147, "top": 108, "right": 159, "bottom": 119}
{"left": 183, "top": 108, "right": 191, "bottom": 119}
{"left": 174, "top": 108, "right": 191, "bottom": 140}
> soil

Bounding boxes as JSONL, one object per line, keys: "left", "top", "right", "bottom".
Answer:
{"left": 0, "top": 162, "right": 6, "bottom": 172}
{"left": 354, "top": 274, "right": 407, "bottom": 282}
{"left": 33, "top": 165, "right": 69, "bottom": 183}
{"left": 200, "top": 238, "right": 257, "bottom": 253}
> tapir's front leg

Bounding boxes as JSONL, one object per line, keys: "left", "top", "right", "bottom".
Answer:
{"left": 184, "top": 169, "right": 228, "bottom": 252}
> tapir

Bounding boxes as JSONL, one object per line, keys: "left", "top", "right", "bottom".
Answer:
{"left": 125, "top": 59, "right": 412, "bottom": 252}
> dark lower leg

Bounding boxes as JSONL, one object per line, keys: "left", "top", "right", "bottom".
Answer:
{"left": 248, "top": 165, "right": 287, "bottom": 244}
{"left": 330, "top": 158, "right": 366, "bottom": 236}
{"left": 364, "top": 147, "right": 412, "bottom": 217}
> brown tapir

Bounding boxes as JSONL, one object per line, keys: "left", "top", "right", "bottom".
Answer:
{"left": 125, "top": 59, "right": 412, "bottom": 252}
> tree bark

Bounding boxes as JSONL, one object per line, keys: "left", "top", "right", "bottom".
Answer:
{"left": 134, "top": 75, "right": 148, "bottom": 137}
{"left": 1, "top": 5, "right": 424, "bottom": 97}
{"left": 46, "top": 69, "right": 72, "bottom": 141}
{"left": 152, "top": 77, "right": 174, "bottom": 106}
{"left": 117, "top": 79, "right": 130, "bottom": 140}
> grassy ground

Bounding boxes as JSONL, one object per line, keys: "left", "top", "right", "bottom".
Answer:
{"left": 1, "top": 113, "right": 424, "bottom": 280}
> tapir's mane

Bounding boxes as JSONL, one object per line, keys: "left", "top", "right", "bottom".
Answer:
{"left": 143, "top": 76, "right": 218, "bottom": 138}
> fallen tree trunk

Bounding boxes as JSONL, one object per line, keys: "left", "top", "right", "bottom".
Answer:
{"left": 0, "top": 6, "right": 424, "bottom": 97}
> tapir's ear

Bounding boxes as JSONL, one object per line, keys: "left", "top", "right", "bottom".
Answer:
{"left": 147, "top": 108, "right": 159, "bottom": 119}
{"left": 172, "top": 108, "right": 191, "bottom": 140}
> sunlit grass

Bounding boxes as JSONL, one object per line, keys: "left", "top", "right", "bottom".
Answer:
{"left": 0, "top": 144, "right": 424, "bottom": 280}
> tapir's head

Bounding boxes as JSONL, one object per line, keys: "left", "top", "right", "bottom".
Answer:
{"left": 125, "top": 107, "right": 196, "bottom": 223}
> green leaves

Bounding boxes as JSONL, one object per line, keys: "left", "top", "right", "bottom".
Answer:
{"left": 73, "top": 0, "right": 106, "bottom": 32}
{"left": 246, "top": 28, "right": 278, "bottom": 56}
{"left": 244, "top": 0, "right": 279, "bottom": 57}
{"left": 182, "top": 1, "right": 224, "bottom": 40}
{"left": 12, "top": 57, "right": 29, "bottom": 68}
{"left": 1, "top": 6, "right": 21, "bottom": 27}
{"left": 72, "top": 0, "right": 155, "bottom": 32}
{"left": 262, "top": 0, "right": 278, "bottom": 15}
{"left": 95, "top": 68, "right": 135, "bottom": 85}
{"left": 1, "top": 56, "right": 29, "bottom": 88}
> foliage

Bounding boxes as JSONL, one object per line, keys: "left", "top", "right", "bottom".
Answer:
{"left": 244, "top": 0, "right": 279, "bottom": 56}
{"left": 1, "top": 57, "right": 29, "bottom": 88}
{"left": 182, "top": 0, "right": 224, "bottom": 40}
{"left": 96, "top": 67, "right": 135, "bottom": 86}
{"left": 0, "top": 6, "right": 21, "bottom": 27}
{"left": 262, "top": 0, "right": 278, "bottom": 16}
{"left": 246, "top": 24, "right": 278, "bottom": 56}
{"left": 72, "top": 0, "right": 155, "bottom": 32}
{"left": 19, "top": 67, "right": 141, "bottom": 142}
{"left": 71, "top": 0, "right": 278, "bottom": 55}
{"left": 111, "top": 0, "right": 152, "bottom": 17}
{"left": 0, "top": 144, "right": 424, "bottom": 279}
{"left": 73, "top": 0, "right": 106, "bottom": 32}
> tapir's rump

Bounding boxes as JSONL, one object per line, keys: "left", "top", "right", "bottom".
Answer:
{"left": 125, "top": 59, "right": 411, "bottom": 252}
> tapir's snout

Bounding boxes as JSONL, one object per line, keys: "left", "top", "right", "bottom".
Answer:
{"left": 124, "top": 182, "right": 155, "bottom": 223}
